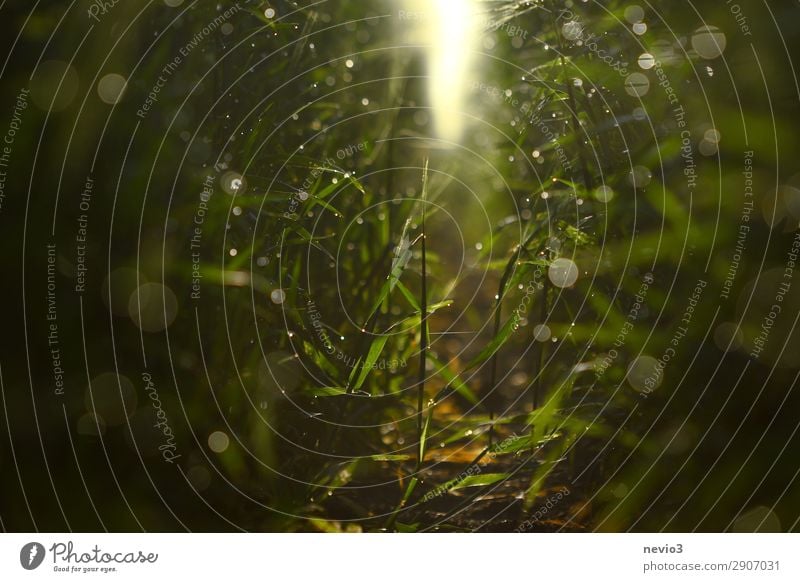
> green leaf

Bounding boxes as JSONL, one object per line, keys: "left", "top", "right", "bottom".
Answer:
{"left": 427, "top": 353, "right": 478, "bottom": 404}
{"left": 362, "top": 220, "right": 415, "bottom": 325}
{"left": 308, "top": 386, "right": 348, "bottom": 397}
{"left": 368, "top": 454, "right": 412, "bottom": 462}
{"left": 308, "top": 196, "right": 342, "bottom": 217}
{"left": 347, "top": 334, "right": 389, "bottom": 393}
{"left": 394, "top": 280, "right": 421, "bottom": 312}
{"left": 523, "top": 446, "right": 566, "bottom": 509}
{"left": 346, "top": 356, "right": 364, "bottom": 387}
{"left": 522, "top": 373, "right": 579, "bottom": 509}
{"left": 312, "top": 177, "right": 342, "bottom": 200}
{"left": 347, "top": 173, "right": 366, "bottom": 194}
{"left": 311, "top": 459, "right": 361, "bottom": 493}
{"left": 465, "top": 311, "right": 519, "bottom": 371}
{"left": 299, "top": 342, "right": 339, "bottom": 378}
{"left": 418, "top": 409, "right": 432, "bottom": 462}
{"left": 385, "top": 475, "right": 418, "bottom": 530}
{"left": 563, "top": 223, "right": 592, "bottom": 245}
{"left": 382, "top": 299, "right": 454, "bottom": 334}
{"left": 449, "top": 472, "right": 508, "bottom": 491}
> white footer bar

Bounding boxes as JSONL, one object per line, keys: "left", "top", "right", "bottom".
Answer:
{"left": 0, "top": 533, "right": 796, "bottom": 581}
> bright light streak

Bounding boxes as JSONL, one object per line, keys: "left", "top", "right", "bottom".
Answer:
{"left": 411, "top": 0, "right": 480, "bottom": 143}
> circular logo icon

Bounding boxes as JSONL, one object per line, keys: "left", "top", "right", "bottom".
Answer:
{"left": 19, "top": 542, "right": 45, "bottom": 570}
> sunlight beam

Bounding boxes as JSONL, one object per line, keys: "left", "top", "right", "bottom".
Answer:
{"left": 414, "top": 0, "right": 479, "bottom": 143}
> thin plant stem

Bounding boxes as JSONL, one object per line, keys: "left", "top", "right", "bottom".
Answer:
{"left": 417, "top": 159, "right": 429, "bottom": 469}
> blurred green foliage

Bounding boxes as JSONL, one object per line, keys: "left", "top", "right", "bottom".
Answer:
{"left": 1, "top": 0, "right": 800, "bottom": 533}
